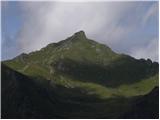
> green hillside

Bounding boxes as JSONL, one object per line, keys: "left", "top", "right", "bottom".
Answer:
{"left": 1, "top": 63, "right": 158, "bottom": 118}
{"left": 2, "top": 31, "right": 159, "bottom": 118}
{"left": 3, "top": 31, "right": 158, "bottom": 98}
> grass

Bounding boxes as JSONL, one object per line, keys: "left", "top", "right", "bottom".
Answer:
{"left": 22, "top": 64, "right": 50, "bottom": 80}
{"left": 118, "top": 74, "right": 158, "bottom": 97}
{"left": 52, "top": 73, "right": 158, "bottom": 99}
{"left": 3, "top": 60, "right": 26, "bottom": 71}
{"left": 3, "top": 32, "right": 159, "bottom": 100}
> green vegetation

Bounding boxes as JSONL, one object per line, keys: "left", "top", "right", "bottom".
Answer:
{"left": 52, "top": 73, "right": 158, "bottom": 99}
{"left": 3, "top": 31, "right": 158, "bottom": 100}
{"left": 3, "top": 60, "right": 26, "bottom": 71}
{"left": 118, "top": 74, "right": 158, "bottom": 97}
{"left": 2, "top": 31, "right": 159, "bottom": 118}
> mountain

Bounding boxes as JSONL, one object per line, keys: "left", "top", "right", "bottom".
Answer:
{"left": 1, "top": 64, "right": 159, "bottom": 119}
{"left": 2, "top": 31, "right": 159, "bottom": 118}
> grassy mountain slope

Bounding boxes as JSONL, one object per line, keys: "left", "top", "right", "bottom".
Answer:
{"left": 3, "top": 31, "right": 158, "bottom": 98}
{"left": 1, "top": 64, "right": 158, "bottom": 118}
{"left": 2, "top": 31, "right": 159, "bottom": 118}
{"left": 1, "top": 64, "right": 58, "bottom": 118}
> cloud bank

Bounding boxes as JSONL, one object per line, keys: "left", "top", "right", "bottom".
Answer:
{"left": 130, "top": 38, "right": 158, "bottom": 61}
{"left": 18, "top": 2, "right": 133, "bottom": 52}
{"left": 2, "top": 1, "right": 159, "bottom": 62}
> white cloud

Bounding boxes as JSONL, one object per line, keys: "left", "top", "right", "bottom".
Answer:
{"left": 3, "top": 1, "right": 158, "bottom": 62}
{"left": 130, "top": 38, "right": 158, "bottom": 62}
{"left": 17, "top": 2, "right": 134, "bottom": 53}
{"left": 142, "top": 2, "right": 158, "bottom": 25}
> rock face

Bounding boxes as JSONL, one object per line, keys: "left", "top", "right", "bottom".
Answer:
{"left": 2, "top": 31, "right": 159, "bottom": 118}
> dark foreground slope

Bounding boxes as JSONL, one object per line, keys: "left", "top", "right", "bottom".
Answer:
{"left": 122, "top": 87, "right": 159, "bottom": 119}
{"left": 1, "top": 64, "right": 59, "bottom": 118}
{"left": 1, "top": 64, "right": 159, "bottom": 119}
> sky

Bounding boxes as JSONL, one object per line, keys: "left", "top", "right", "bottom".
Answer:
{"left": 1, "top": 1, "right": 159, "bottom": 62}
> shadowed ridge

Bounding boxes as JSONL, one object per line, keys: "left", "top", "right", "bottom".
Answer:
{"left": 74, "top": 30, "right": 87, "bottom": 39}
{"left": 122, "top": 87, "right": 159, "bottom": 119}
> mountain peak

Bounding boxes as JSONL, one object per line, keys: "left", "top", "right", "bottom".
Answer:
{"left": 73, "top": 30, "right": 87, "bottom": 40}
{"left": 75, "top": 30, "right": 85, "bottom": 35}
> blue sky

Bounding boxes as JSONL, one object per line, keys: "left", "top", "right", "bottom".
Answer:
{"left": 2, "top": 1, "right": 23, "bottom": 60}
{"left": 1, "top": 1, "right": 159, "bottom": 61}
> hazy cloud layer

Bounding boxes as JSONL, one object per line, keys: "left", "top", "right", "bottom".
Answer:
{"left": 143, "top": 2, "right": 158, "bottom": 25}
{"left": 18, "top": 2, "right": 133, "bottom": 52}
{"left": 2, "top": 1, "right": 159, "bottom": 62}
